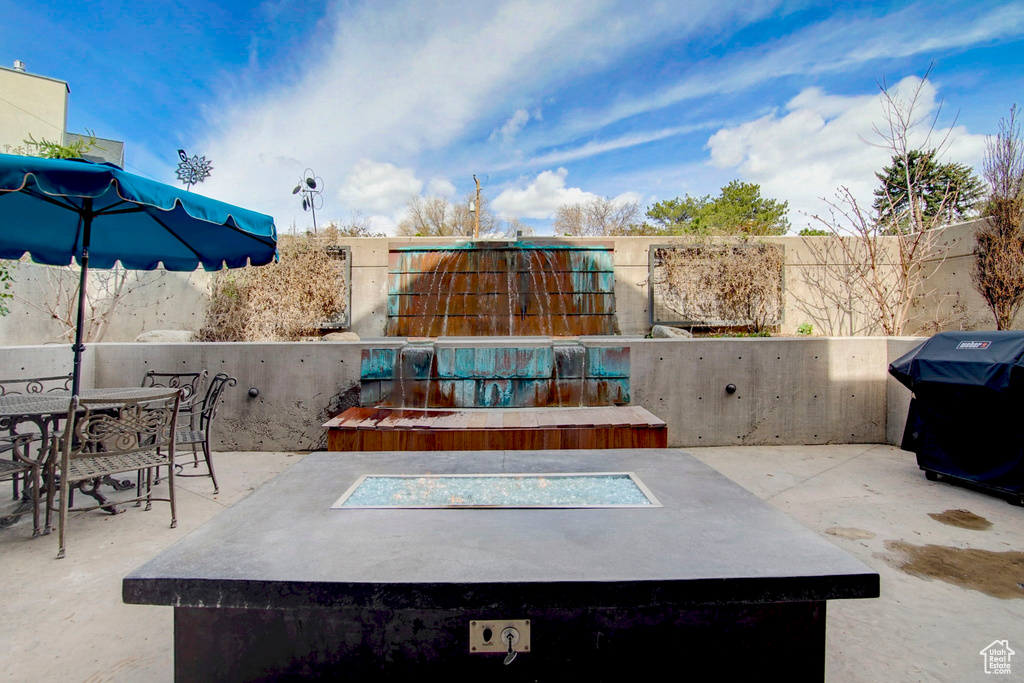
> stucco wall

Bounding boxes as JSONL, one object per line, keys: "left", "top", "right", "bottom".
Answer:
{"left": 1, "top": 338, "right": 918, "bottom": 451}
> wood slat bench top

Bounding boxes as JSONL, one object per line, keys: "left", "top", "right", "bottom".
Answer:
{"left": 324, "top": 406, "right": 668, "bottom": 451}
{"left": 325, "top": 406, "right": 665, "bottom": 431}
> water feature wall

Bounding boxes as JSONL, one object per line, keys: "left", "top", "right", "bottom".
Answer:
{"left": 385, "top": 242, "right": 616, "bottom": 337}
{"left": 360, "top": 341, "right": 629, "bottom": 408}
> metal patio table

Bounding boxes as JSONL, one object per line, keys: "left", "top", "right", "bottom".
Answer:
{"left": 0, "top": 386, "right": 177, "bottom": 515}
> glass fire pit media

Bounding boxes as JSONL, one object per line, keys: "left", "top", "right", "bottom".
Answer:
{"left": 332, "top": 472, "right": 661, "bottom": 509}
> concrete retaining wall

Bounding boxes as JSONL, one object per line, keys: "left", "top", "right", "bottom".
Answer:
{"left": 2, "top": 220, "right": 1003, "bottom": 346}
{"left": 2, "top": 338, "right": 921, "bottom": 451}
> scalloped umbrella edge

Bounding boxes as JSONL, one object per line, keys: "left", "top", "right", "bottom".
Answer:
{"left": 0, "top": 153, "right": 278, "bottom": 394}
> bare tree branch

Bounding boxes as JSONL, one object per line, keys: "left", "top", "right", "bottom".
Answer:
{"left": 796, "top": 70, "right": 968, "bottom": 336}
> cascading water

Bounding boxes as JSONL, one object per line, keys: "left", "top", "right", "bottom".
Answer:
{"left": 385, "top": 241, "right": 615, "bottom": 337}
{"left": 365, "top": 339, "right": 629, "bottom": 409}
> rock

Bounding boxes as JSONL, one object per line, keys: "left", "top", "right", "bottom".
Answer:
{"left": 650, "top": 325, "right": 693, "bottom": 338}
{"left": 321, "top": 331, "right": 361, "bottom": 341}
{"left": 135, "top": 330, "right": 195, "bottom": 343}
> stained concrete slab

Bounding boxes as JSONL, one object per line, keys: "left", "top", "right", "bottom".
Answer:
{"left": 689, "top": 444, "right": 1024, "bottom": 683}
{"left": 0, "top": 452, "right": 307, "bottom": 683}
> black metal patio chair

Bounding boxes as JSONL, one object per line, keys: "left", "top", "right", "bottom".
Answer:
{"left": 138, "top": 370, "right": 207, "bottom": 490}
{"left": 172, "top": 373, "right": 237, "bottom": 494}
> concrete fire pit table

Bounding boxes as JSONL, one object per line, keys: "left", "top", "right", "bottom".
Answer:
{"left": 123, "top": 449, "right": 878, "bottom": 680}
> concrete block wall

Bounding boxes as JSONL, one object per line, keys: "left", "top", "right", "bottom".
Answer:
{"left": 0, "top": 265, "right": 211, "bottom": 346}
{"left": 0, "top": 344, "right": 93, "bottom": 386}
{"left": 3, "top": 338, "right": 921, "bottom": 452}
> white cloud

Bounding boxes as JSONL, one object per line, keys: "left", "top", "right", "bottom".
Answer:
{"left": 491, "top": 168, "right": 640, "bottom": 219}
{"left": 490, "top": 109, "right": 531, "bottom": 143}
{"left": 189, "top": 0, "right": 788, "bottom": 227}
{"left": 492, "top": 168, "right": 595, "bottom": 219}
{"left": 192, "top": 0, "right": 659, "bottom": 224}
{"left": 426, "top": 177, "right": 456, "bottom": 197}
{"left": 612, "top": 190, "right": 644, "bottom": 206}
{"left": 337, "top": 159, "right": 423, "bottom": 215}
{"left": 490, "top": 124, "right": 708, "bottom": 171}
{"left": 557, "top": 4, "right": 1024, "bottom": 138}
{"left": 705, "top": 77, "right": 987, "bottom": 228}
{"left": 177, "top": 0, "right": 1014, "bottom": 232}
{"left": 365, "top": 213, "right": 399, "bottom": 236}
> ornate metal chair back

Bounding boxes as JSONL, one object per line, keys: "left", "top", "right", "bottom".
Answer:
{"left": 0, "top": 374, "right": 73, "bottom": 396}
{"left": 199, "top": 374, "right": 237, "bottom": 436}
{"left": 64, "top": 390, "right": 182, "bottom": 461}
{"left": 54, "top": 389, "right": 183, "bottom": 558}
{"left": 141, "top": 370, "right": 208, "bottom": 427}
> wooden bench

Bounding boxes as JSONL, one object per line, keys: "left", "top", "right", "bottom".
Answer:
{"left": 323, "top": 406, "right": 667, "bottom": 451}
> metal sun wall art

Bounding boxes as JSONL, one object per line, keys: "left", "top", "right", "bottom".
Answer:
{"left": 176, "top": 149, "right": 213, "bottom": 191}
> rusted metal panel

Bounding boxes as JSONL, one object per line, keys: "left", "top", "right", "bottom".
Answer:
{"left": 515, "top": 379, "right": 557, "bottom": 407}
{"left": 585, "top": 378, "right": 630, "bottom": 405}
{"left": 361, "top": 341, "right": 629, "bottom": 408}
{"left": 359, "top": 380, "right": 379, "bottom": 406}
{"left": 516, "top": 346, "right": 554, "bottom": 378}
{"left": 385, "top": 245, "right": 616, "bottom": 337}
{"left": 397, "top": 345, "right": 434, "bottom": 380}
{"left": 476, "top": 379, "right": 515, "bottom": 407}
{"left": 551, "top": 378, "right": 585, "bottom": 406}
{"left": 585, "top": 346, "right": 630, "bottom": 378}
{"left": 361, "top": 348, "right": 396, "bottom": 380}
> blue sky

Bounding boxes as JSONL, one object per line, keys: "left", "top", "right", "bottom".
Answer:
{"left": 2, "top": 0, "right": 1023, "bottom": 234}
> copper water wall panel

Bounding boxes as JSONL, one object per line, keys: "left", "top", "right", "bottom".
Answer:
{"left": 386, "top": 246, "right": 615, "bottom": 337}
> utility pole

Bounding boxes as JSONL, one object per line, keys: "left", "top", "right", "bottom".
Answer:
{"left": 473, "top": 174, "right": 481, "bottom": 240}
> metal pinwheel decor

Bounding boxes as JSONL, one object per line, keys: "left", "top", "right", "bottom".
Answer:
{"left": 176, "top": 149, "right": 213, "bottom": 191}
{"left": 292, "top": 169, "right": 323, "bottom": 233}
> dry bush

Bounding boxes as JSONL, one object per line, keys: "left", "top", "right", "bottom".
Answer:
{"left": 973, "top": 105, "right": 1024, "bottom": 330}
{"left": 655, "top": 241, "right": 784, "bottom": 332}
{"left": 199, "top": 227, "right": 347, "bottom": 341}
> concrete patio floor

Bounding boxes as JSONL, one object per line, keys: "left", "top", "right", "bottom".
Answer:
{"left": 1, "top": 445, "right": 1021, "bottom": 682}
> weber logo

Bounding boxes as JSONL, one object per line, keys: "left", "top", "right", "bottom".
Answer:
{"left": 957, "top": 341, "right": 992, "bottom": 350}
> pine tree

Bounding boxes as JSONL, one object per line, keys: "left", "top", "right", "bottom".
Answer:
{"left": 872, "top": 149, "right": 983, "bottom": 231}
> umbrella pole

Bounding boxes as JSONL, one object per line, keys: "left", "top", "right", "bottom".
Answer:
{"left": 71, "top": 200, "right": 92, "bottom": 396}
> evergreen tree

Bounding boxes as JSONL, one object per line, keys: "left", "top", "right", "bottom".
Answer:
{"left": 872, "top": 149, "right": 983, "bottom": 231}
{"left": 646, "top": 181, "right": 790, "bottom": 236}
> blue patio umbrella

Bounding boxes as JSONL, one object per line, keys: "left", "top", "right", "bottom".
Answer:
{"left": 0, "top": 153, "right": 278, "bottom": 394}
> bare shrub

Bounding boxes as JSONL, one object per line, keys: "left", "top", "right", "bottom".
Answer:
{"left": 199, "top": 226, "right": 347, "bottom": 341}
{"left": 396, "top": 193, "right": 507, "bottom": 237}
{"left": 655, "top": 241, "right": 784, "bottom": 333}
{"left": 973, "top": 105, "right": 1024, "bottom": 330}
{"left": 797, "top": 70, "right": 966, "bottom": 336}
{"left": 553, "top": 197, "right": 641, "bottom": 236}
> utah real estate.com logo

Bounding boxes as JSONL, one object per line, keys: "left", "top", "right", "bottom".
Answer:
{"left": 980, "top": 640, "right": 1014, "bottom": 675}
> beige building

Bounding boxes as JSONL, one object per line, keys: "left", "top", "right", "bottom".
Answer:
{"left": 0, "top": 60, "right": 123, "bottom": 166}
{"left": 0, "top": 60, "right": 69, "bottom": 154}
